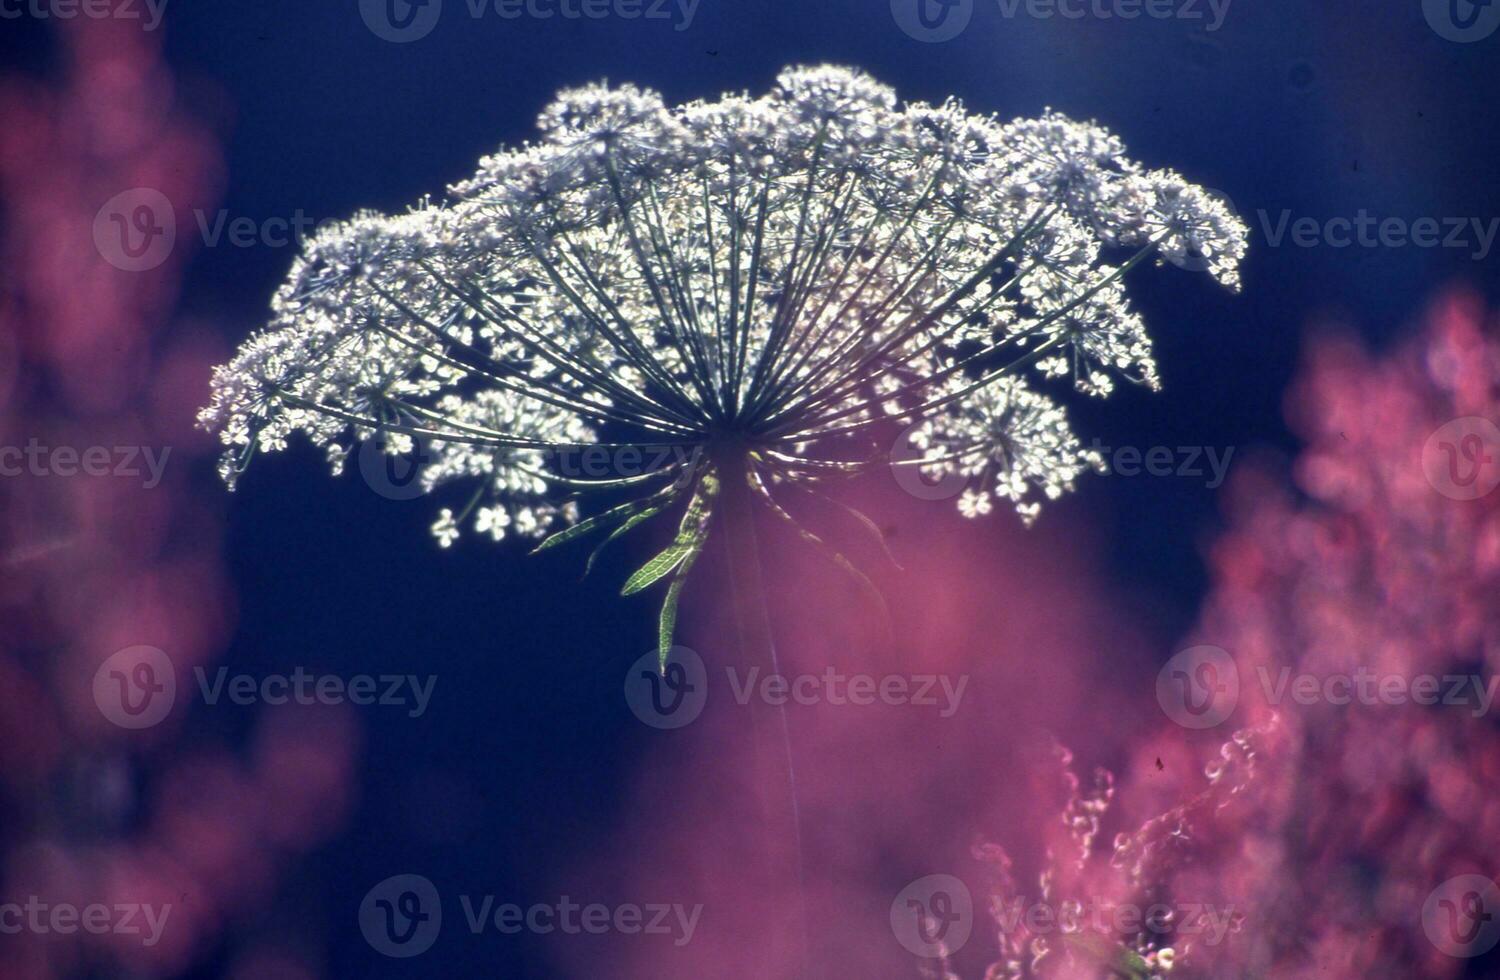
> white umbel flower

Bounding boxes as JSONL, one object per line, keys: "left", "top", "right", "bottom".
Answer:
{"left": 199, "top": 66, "right": 1246, "bottom": 649}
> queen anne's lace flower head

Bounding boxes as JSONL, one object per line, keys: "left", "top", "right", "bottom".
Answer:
{"left": 199, "top": 66, "right": 1246, "bottom": 640}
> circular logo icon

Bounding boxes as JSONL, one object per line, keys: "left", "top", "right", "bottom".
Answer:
{"left": 1423, "top": 874, "right": 1500, "bottom": 957}
{"left": 1423, "top": 417, "right": 1500, "bottom": 501}
{"left": 360, "top": 874, "right": 443, "bottom": 958}
{"left": 1156, "top": 644, "right": 1239, "bottom": 730}
{"left": 892, "top": 874, "right": 973, "bottom": 958}
{"left": 93, "top": 645, "right": 176, "bottom": 729}
{"left": 1423, "top": 0, "right": 1500, "bottom": 43}
{"left": 624, "top": 646, "right": 708, "bottom": 730}
{"left": 890, "top": 422, "right": 975, "bottom": 501}
{"left": 93, "top": 188, "right": 176, "bottom": 272}
{"left": 359, "top": 435, "right": 431, "bottom": 500}
{"left": 360, "top": 0, "right": 443, "bottom": 42}
{"left": 891, "top": 0, "right": 972, "bottom": 42}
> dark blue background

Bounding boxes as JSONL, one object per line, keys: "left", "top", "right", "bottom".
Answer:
{"left": 19, "top": 1, "right": 1500, "bottom": 975}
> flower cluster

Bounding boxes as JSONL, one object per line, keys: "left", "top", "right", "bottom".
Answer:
{"left": 1137, "top": 291, "right": 1500, "bottom": 979}
{"left": 200, "top": 65, "right": 1244, "bottom": 542}
{"left": 919, "top": 732, "right": 1267, "bottom": 980}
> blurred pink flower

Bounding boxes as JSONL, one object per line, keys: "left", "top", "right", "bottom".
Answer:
{"left": 538, "top": 292, "right": 1497, "bottom": 980}
{"left": 547, "top": 471, "right": 1165, "bottom": 978}
{"left": 0, "top": 10, "right": 358, "bottom": 978}
{"left": 1114, "top": 287, "right": 1500, "bottom": 978}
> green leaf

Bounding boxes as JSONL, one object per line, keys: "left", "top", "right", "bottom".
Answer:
{"left": 658, "top": 576, "right": 686, "bottom": 669}
{"left": 1059, "top": 933, "right": 1153, "bottom": 979}
{"left": 620, "top": 471, "right": 718, "bottom": 596}
{"left": 585, "top": 504, "right": 669, "bottom": 576}
{"left": 621, "top": 541, "right": 693, "bottom": 595}
{"left": 655, "top": 526, "right": 708, "bottom": 669}
{"left": 530, "top": 495, "right": 656, "bottom": 554}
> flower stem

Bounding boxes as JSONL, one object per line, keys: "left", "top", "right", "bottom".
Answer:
{"left": 716, "top": 450, "right": 809, "bottom": 977}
